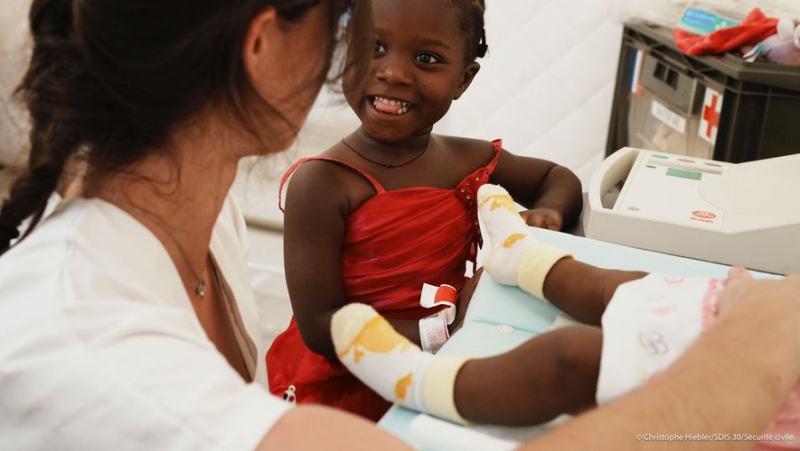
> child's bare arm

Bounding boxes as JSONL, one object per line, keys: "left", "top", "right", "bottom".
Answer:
{"left": 283, "top": 163, "right": 426, "bottom": 358}
{"left": 282, "top": 163, "right": 351, "bottom": 359}
{"left": 489, "top": 149, "right": 583, "bottom": 231}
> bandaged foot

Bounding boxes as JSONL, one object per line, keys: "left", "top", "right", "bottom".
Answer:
{"left": 331, "top": 303, "right": 470, "bottom": 424}
{"left": 478, "top": 184, "right": 573, "bottom": 300}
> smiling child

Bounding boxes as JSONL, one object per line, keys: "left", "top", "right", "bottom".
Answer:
{"left": 267, "top": 0, "right": 589, "bottom": 421}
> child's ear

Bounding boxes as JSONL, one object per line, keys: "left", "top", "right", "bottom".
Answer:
{"left": 453, "top": 62, "right": 481, "bottom": 100}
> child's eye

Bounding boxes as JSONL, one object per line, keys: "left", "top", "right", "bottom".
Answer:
{"left": 374, "top": 41, "right": 387, "bottom": 55}
{"left": 415, "top": 52, "right": 441, "bottom": 64}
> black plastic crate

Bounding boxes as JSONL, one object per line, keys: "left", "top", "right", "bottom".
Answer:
{"left": 607, "top": 22, "right": 800, "bottom": 162}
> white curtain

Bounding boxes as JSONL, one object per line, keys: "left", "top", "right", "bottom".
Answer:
{"left": 0, "top": 0, "right": 32, "bottom": 167}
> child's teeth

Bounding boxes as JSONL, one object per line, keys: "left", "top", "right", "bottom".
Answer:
{"left": 372, "top": 96, "right": 411, "bottom": 114}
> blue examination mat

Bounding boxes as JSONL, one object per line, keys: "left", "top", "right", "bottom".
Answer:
{"left": 378, "top": 227, "right": 778, "bottom": 446}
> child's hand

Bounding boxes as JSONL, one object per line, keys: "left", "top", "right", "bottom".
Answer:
{"left": 519, "top": 207, "right": 564, "bottom": 231}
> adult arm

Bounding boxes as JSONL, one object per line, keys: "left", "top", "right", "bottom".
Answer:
{"left": 489, "top": 149, "right": 583, "bottom": 231}
{"left": 258, "top": 405, "right": 411, "bottom": 450}
{"left": 523, "top": 273, "right": 800, "bottom": 450}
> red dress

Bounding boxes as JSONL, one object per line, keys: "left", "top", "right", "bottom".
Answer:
{"left": 266, "top": 140, "right": 502, "bottom": 421}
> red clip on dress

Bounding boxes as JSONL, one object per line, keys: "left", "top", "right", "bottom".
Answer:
{"left": 266, "top": 140, "right": 502, "bottom": 421}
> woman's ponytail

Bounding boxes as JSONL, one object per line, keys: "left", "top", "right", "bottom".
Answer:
{"left": 0, "top": 0, "right": 79, "bottom": 254}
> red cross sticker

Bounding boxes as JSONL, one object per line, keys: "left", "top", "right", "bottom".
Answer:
{"left": 703, "top": 95, "right": 720, "bottom": 137}
{"left": 699, "top": 87, "right": 723, "bottom": 145}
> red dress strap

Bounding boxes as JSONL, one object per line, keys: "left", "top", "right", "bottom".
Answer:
{"left": 486, "top": 139, "right": 503, "bottom": 174}
{"left": 278, "top": 157, "right": 386, "bottom": 213}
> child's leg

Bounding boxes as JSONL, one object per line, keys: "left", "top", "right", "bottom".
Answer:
{"left": 332, "top": 303, "right": 601, "bottom": 426}
{"left": 454, "top": 324, "right": 602, "bottom": 426}
{"left": 543, "top": 259, "right": 647, "bottom": 326}
{"left": 478, "top": 184, "right": 646, "bottom": 325}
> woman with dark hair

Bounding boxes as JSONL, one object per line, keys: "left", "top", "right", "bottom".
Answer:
{"left": 0, "top": 0, "right": 413, "bottom": 449}
{"left": 0, "top": 0, "right": 799, "bottom": 450}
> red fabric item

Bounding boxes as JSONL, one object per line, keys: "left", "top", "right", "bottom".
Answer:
{"left": 673, "top": 8, "right": 778, "bottom": 56}
{"left": 267, "top": 140, "right": 503, "bottom": 421}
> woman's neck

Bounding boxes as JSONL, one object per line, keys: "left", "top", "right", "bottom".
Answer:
{"left": 95, "top": 119, "right": 242, "bottom": 292}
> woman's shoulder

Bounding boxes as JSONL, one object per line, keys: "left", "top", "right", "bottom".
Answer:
{"left": 0, "top": 198, "right": 188, "bottom": 305}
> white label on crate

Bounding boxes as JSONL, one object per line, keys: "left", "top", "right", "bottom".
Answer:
{"left": 651, "top": 100, "right": 687, "bottom": 134}
{"left": 631, "top": 49, "right": 644, "bottom": 95}
{"left": 698, "top": 87, "right": 723, "bottom": 145}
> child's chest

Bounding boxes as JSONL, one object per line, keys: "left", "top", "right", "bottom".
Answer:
{"left": 372, "top": 146, "right": 487, "bottom": 192}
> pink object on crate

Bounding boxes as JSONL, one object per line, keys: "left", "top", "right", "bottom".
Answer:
{"left": 762, "top": 35, "right": 800, "bottom": 66}
{"left": 674, "top": 8, "right": 779, "bottom": 56}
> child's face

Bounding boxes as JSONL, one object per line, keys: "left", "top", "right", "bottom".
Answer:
{"left": 346, "top": 0, "right": 480, "bottom": 143}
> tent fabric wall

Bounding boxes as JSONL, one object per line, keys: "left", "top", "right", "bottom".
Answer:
{"left": 437, "top": 0, "right": 623, "bottom": 185}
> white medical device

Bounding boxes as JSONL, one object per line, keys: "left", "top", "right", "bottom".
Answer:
{"left": 583, "top": 147, "right": 800, "bottom": 275}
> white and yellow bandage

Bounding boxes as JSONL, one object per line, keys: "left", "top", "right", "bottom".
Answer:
{"left": 332, "top": 303, "right": 470, "bottom": 424}
{"left": 478, "top": 184, "right": 573, "bottom": 301}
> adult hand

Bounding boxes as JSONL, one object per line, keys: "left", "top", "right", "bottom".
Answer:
{"left": 718, "top": 266, "right": 800, "bottom": 318}
{"left": 525, "top": 269, "right": 800, "bottom": 451}
{"left": 716, "top": 267, "right": 800, "bottom": 376}
{"left": 519, "top": 207, "right": 563, "bottom": 231}
{"left": 717, "top": 266, "right": 755, "bottom": 315}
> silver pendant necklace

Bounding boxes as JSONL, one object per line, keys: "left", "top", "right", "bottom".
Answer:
{"left": 98, "top": 188, "right": 207, "bottom": 299}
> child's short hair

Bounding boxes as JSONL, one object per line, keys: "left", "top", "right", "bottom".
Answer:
{"left": 452, "top": 0, "right": 488, "bottom": 61}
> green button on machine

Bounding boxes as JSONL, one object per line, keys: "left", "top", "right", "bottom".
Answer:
{"left": 666, "top": 168, "right": 702, "bottom": 180}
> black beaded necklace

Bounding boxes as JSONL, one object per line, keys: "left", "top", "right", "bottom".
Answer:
{"left": 341, "top": 138, "right": 427, "bottom": 169}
